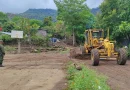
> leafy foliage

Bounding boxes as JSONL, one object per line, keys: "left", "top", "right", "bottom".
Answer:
{"left": 95, "top": 0, "right": 130, "bottom": 45}
{"left": 2, "top": 21, "right": 15, "bottom": 32}
{"left": 30, "top": 19, "right": 42, "bottom": 28}
{"left": 0, "top": 34, "right": 12, "bottom": 42}
{"left": 43, "top": 16, "right": 53, "bottom": 26}
{"left": 54, "top": 0, "right": 95, "bottom": 45}
{"left": 31, "top": 35, "right": 49, "bottom": 47}
{"left": 0, "top": 12, "right": 8, "bottom": 24}
{"left": 54, "top": 20, "right": 65, "bottom": 33}
{"left": 112, "top": 21, "right": 130, "bottom": 42}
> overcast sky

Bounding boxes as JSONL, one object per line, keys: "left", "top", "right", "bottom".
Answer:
{"left": 0, "top": 0, "right": 103, "bottom": 13}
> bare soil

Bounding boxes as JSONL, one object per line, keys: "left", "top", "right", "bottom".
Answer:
{"left": 0, "top": 52, "right": 69, "bottom": 90}
{"left": 0, "top": 47, "right": 130, "bottom": 90}
{"left": 73, "top": 48, "right": 130, "bottom": 90}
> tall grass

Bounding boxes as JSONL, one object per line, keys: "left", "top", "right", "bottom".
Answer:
{"left": 4, "top": 46, "right": 16, "bottom": 52}
{"left": 67, "top": 62, "right": 110, "bottom": 90}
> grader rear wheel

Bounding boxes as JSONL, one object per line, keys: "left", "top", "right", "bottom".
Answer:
{"left": 117, "top": 48, "right": 127, "bottom": 65}
{"left": 91, "top": 49, "right": 99, "bottom": 66}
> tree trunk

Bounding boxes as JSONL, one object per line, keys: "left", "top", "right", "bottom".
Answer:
{"left": 17, "top": 39, "right": 21, "bottom": 54}
{"left": 73, "top": 27, "right": 76, "bottom": 46}
{"left": 28, "top": 34, "right": 32, "bottom": 49}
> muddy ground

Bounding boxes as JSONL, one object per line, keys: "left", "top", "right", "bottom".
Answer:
{"left": 0, "top": 48, "right": 130, "bottom": 90}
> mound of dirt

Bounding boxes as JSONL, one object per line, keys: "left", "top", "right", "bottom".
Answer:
{"left": 75, "top": 54, "right": 90, "bottom": 60}
{"left": 69, "top": 48, "right": 90, "bottom": 60}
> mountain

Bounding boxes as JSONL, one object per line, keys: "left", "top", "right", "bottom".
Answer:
{"left": 7, "top": 13, "right": 16, "bottom": 20}
{"left": 7, "top": 8, "right": 100, "bottom": 21}
{"left": 91, "top": 7, "right": 100, "bottom": 15}
{"left": 7, "top": 9, "right": 57, "bottom": 21}
{"left": 19, "top": 9, "right": 57, "bottom": 21}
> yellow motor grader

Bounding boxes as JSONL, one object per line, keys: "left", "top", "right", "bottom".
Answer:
{"left": 81, "top": 29, "right": 127, "bottom": 66}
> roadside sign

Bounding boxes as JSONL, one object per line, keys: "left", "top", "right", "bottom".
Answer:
{"left": 11, "top": 30, "right": 23, "bottom": 38}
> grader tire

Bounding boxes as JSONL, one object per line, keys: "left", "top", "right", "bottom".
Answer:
{"left": 117, "top": 48, "right": 127, "bottom": 65}
{"left": 91, "top": 49, "right": 99, "bottom": 66}
{"left": 81, "top": 46, "right": 86, "bottom": 55}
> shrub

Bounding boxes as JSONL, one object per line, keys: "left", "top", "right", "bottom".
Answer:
{"left": 0, "top": 34, "right": 12, "bottom": 42}
{"left": 31, "top": 35, "right": 49, "bottom": 47}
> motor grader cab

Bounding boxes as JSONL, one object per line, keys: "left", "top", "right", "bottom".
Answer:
{"left": 81, "top": 29, "right": 127, "bottom": 66}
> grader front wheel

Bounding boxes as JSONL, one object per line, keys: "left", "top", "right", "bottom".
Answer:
{"left": 91, "top": 49, "right": 99, "bottom": 66}
{"left": 117, "top": 48, "right": 127, "bottom": 65}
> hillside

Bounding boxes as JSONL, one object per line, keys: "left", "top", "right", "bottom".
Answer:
{"left": 7, "top": 8, "right": 100, "bottom": 21}
{"left": 19, "top": 9, "right": 57, "bottom": 21}
{"left": 91, "top": 7, "right": 100, "bottom": 15}
{"left": 7, "top": 9, "right": 57, "bottom": 21}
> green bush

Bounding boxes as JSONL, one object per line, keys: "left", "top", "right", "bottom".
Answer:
{"left": 76, "top": 34, "right": 85, "bottom": 44}
{"left": 31, "top": 35, "right": 49, "bottom": 47}
{"left": 67, "top": 63, "right": 110, "bottom": 90}
{"left": 0, "top": 34, "right": 12, "bottom": 42}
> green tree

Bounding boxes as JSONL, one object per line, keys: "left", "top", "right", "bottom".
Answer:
{"left": 55, "top": 20, "right": 65, "bottom": 33}
{"left": 52, "top": 20, "right": 65, "bottom": 39}
{"left": 12, "top": 16, "right": 22, "bottom": 23}
{"left": 98, "top": 0, "right": 119, "bottom": 32}
{"left": 30, "top": 23, "right": 40, "bottom": 36}
{"left": 54, "top": 0, "right": 94, "bottom": 46}
{"left": 94, "top": 13, "right": 103, "bottom": 29}
{"left": 95, "top": 0, "right": 130, "bottom": 45}
{"left": 30, "top": 19, "right": 42, "bottom": 28}
{"left": 0, "top": 12, "right": 8, "bottom": 24}
{"left": 112, "top": 21, "right": 130, "bottom": 43}
{"left": 0, "top": 23, "right": 2, "bottom": 28}
{"left": 43, "top": 16, "right": 52, "bottom": 26}
{"left": 2, "top": 21, "right": 15, "bottom": 32}
{"left": 97, "top": 0, "right": 130, "bottom": 34}
{"left": 118, "top": 0, "right": 130, "bottom": 22}
{"left": 13, "top": 18, "right": 40, "bottom": 36}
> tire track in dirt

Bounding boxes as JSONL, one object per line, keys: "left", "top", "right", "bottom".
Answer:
{"left": 73, "top": 58, "right": 130, "bottom": 90}
{"left": 0, "top": 52, "right": 68, "bottom": 90}
{"left": 7, "top": 75, "right": 31, "bottom": 90}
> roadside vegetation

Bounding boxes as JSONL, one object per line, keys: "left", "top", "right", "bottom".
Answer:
{"left": 66, "top": 62, "right": 110, "bottom": 90}
{"left": 4, "top": 46, "right": 16, "bottom": 52}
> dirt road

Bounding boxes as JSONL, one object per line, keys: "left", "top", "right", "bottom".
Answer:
{"left": 73, "top": 55, "right": 130, "bottom": 90}
{"left": 0, "top": 52, "right": 68, "bottom": 90}
{"left": 1, "top": 49, "right": 130, "bottom": 90}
